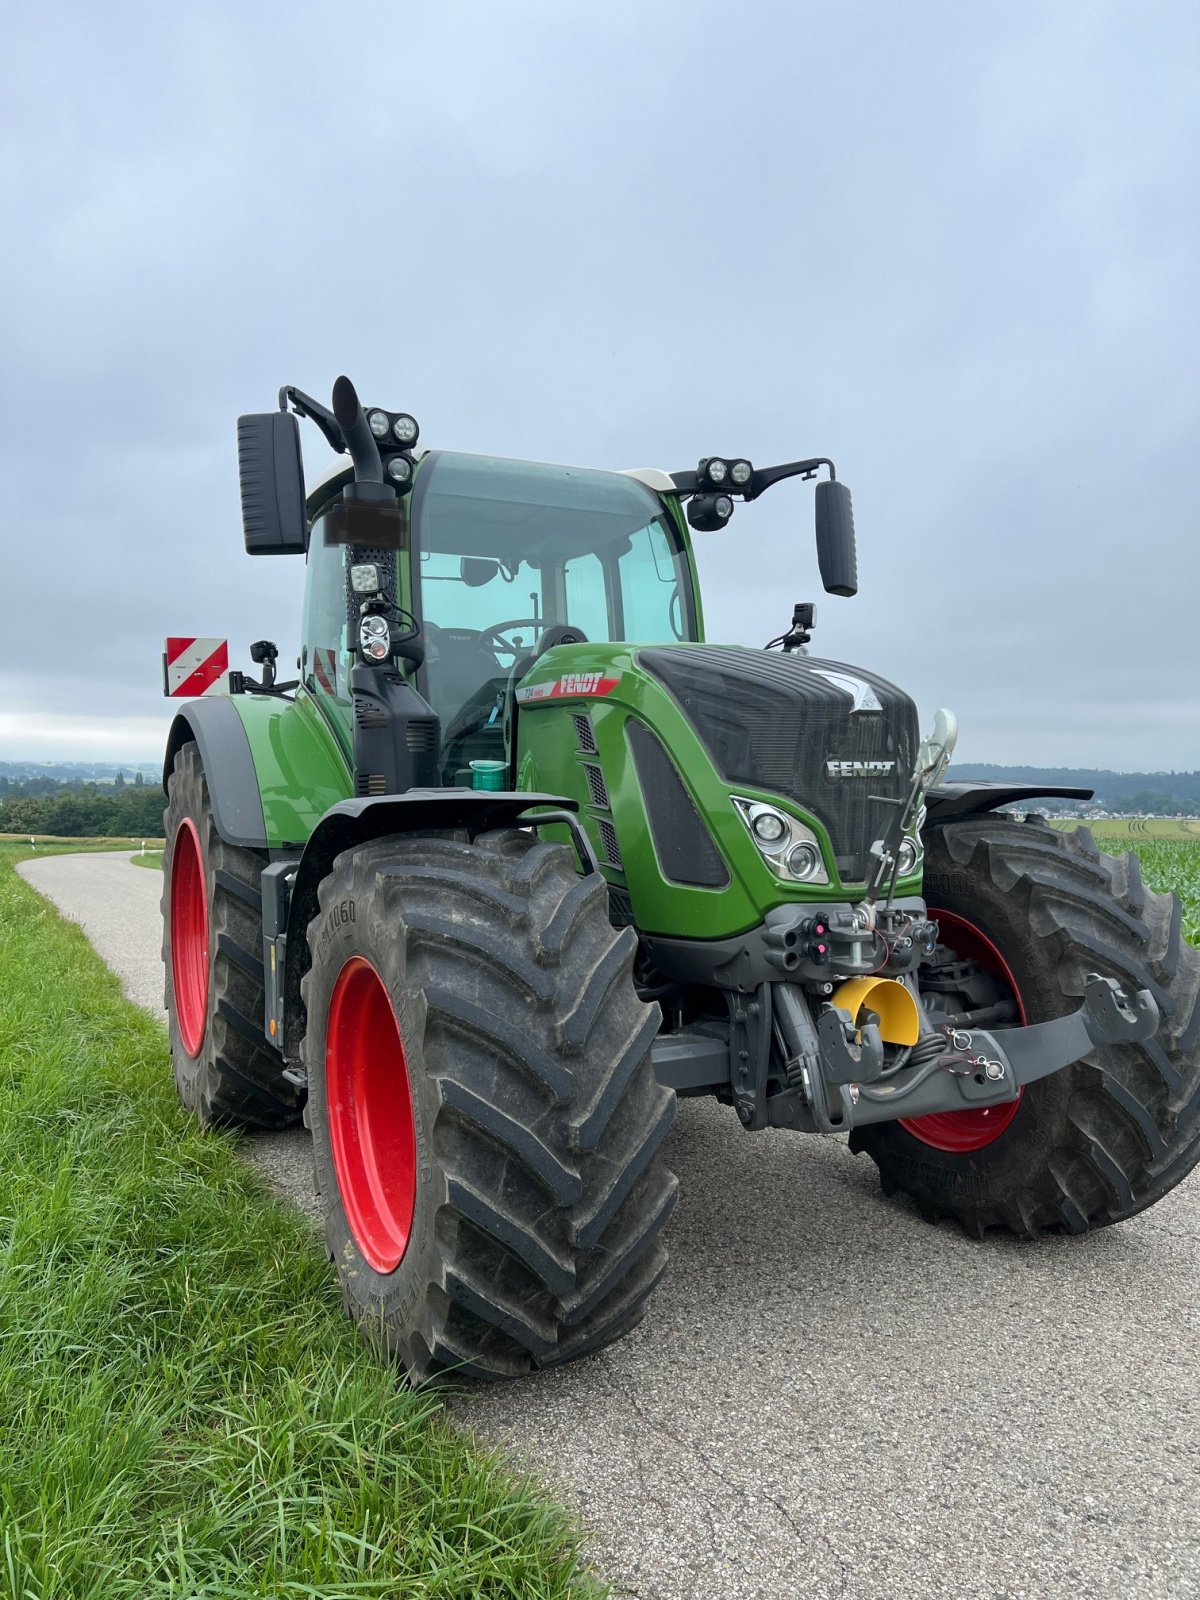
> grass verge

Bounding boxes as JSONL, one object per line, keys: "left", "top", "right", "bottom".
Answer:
{"left": 0, "top": 844, "right": 602, "bottom": 1599}
{"left": 130, "top": 850, "right": 163, "bottom": 871}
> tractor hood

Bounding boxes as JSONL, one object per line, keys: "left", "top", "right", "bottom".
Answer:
{"left": 636, "top": 647, "right": 918, "bottom": 887}
{"left": 513, "top": 641, "right": 921, "bottom": 942}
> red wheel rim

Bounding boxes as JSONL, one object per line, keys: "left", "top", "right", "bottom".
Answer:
{"left": 325, "top": 957, "right": 417, "bottom": 1274}
{"left": 900, "top": 907, "right": 1028, "bottom": 1153}
{"left": 170, "top": 817, "right": 209, "bottom": 1058}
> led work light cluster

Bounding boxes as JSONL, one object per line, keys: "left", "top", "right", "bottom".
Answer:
{"left": 688, "top": 456, "right": 755, "bottom": 533}
{"left": 732, "top": 797, "right": 830, "bottom": 886}
{"left": 367, "top": 408, "right": 420, "bottom": 491}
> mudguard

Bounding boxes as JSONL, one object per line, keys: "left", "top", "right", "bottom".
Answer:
{"left": 924, "top": 781, "right": 1094, "bottom": 826}
{"left": 163, "top": 692, "right": 353, "bottom": 851}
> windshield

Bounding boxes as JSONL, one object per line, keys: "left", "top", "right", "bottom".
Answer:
{"left": 412, "top": 450, "right": 696, "bottom": 779}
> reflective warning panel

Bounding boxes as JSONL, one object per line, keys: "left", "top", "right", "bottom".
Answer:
{"left": 163, "top": 638, "right": 230, "bottom": 697}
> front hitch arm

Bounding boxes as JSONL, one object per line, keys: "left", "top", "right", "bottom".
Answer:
{"left": 845, "top": 974, "right": 1159, "bottom": 1129}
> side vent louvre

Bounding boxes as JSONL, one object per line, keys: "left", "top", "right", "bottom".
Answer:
{"left": 626, "top": 719, "right": 731, "bottom": 889}
{"left": 354, "top": 697, "right": 387, "bottom": 729}
{"left": 356, "top": 773, "right": 388, "bottom": 796}
{"left": 406, "top": 721, "right": 438, "bottom": 752}
{"left": 582, "top": 762, "right": 610, "bottom": 809}
{"left": 597, "top": 818, "right": 623, "bottom": 870}
{"left": 573, "top": 713, "right": 598, "bottom": 753}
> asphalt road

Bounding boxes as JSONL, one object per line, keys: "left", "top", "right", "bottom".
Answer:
{"left": 18, "top": 852, "right": 1200, "bottom": 1600}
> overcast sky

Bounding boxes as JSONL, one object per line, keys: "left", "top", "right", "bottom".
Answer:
{"left": 2, "top": 1, "right": 1197, "bottom": 770}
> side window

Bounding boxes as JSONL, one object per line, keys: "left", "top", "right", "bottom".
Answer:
{"left": 301, "top": 528, "right": 350, "bottom": 706}
{"left": 564, "top": 552, "right": 611, "bottom": 640}
{"left": 617, "top": 523, "right": 687, "bottom": 642}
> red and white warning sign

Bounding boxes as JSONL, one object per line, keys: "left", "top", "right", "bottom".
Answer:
{"left": 163, "top": 637, "right": 230, "bottom": 698}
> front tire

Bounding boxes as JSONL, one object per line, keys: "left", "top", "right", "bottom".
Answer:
{"left": 301, "top": 829, "right": 678, "bottom": 1380}
{"left": 852, "top": 818, "right": 1200, "bottom": 1236}
{"left": 162, "top": 742, "right": 302, "bottom": 1130}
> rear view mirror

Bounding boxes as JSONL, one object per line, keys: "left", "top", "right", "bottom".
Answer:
{"left": 815, "top": 479, "right": 858, "bottom": 597}
{"left": 237, "top": 413, "right": 307, "bottom": 555}
{"left": 460, "top": 557, "right": 500, "bottom": 587}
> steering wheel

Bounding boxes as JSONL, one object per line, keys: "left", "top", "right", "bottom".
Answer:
{"left": 477, "top": 619, "right": 545, "bottom": 659}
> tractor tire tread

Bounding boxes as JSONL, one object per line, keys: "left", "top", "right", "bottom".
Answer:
{"left": 853, "top": 816, "right": 1200, "bottom": 1237}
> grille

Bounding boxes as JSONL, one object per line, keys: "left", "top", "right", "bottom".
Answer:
{"left": 573, "top": 713, "right": 598, "bottom": 753}
{"left": 357, "top": 772, "right": 387, "bottom": 796}
{"left": 406, "top": 721, "right": 438, "bottom": 752}
{"left": 582, "top": 762, "right": 610, "bottom": 809}
{"left": 597, "top": 818, "right": 623, "bottom": 870}
{"left": 627, "top": 720, "right": 730, "bottom": 889}
{"left": 639, "top": 647, "right": 918, "bottom": 883}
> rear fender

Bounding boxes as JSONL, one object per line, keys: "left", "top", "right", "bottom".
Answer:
{"left": 164, "top": 691, "right": 354, "bottom": 852}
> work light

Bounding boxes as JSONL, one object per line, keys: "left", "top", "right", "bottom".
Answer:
{"left": 368, "top": 410, "right": 390, "bottom": 438}
{"left": 387, "top": 456, "right": 412, "bottom": 485}
{"left": 730, "top": 460, "right": 753, "bottom": 486}
{"left": 392, "top": 414, "right": 419, "bottom": 445}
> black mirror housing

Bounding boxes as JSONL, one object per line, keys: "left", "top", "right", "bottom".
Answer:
{"left": 815, "top": 479, "right": 858, "bottom": 597}
{"left": 237, "top": 412, "right": 307, "bottom": 555}
{"left": 460, "top": 556, "right": 500, "bottom": 588}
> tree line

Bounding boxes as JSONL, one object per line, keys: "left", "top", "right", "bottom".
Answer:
{"left": 0, "top": 775, "right": 164, "bottom": 837}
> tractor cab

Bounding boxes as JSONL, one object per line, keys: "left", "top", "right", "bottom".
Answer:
{"left": 305, "top": 449, "right": 700, "bottom": 782}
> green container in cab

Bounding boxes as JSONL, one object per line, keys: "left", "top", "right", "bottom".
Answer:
{"left": 469, "top": 759, "right": 506, "bottom": 792}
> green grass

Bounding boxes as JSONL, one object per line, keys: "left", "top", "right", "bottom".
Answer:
{"left": 130, "top": 850, "right": 163, "bottom": 871}
{"left": 1097, "top": 836, "right": 1200, "bottom": 946}
{"left": 0, "top": 843, "right": 602, "bottom": 1600}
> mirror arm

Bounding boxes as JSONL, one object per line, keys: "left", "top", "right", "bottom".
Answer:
{"left": 279, "top": 386, "right": 346, "bottom": 455}
{"left": 666, "top": 456, "right": 836, "bottom": 501}
{"left": 742, "top": 457, "right": 835, "bottom": 501}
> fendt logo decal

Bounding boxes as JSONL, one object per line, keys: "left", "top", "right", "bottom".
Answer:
{"left": 825, "top": 759, "right": 895, "bottom": 779}
{"left": 515, "top": 674, "right": 620, "bottom": 704}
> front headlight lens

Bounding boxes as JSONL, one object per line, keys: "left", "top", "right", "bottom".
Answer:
{"left": 733, "top": 798, "right": 830, "bottom": 885}
{"left": 786, "top": 841, "right": 822, "bottom": 880}
{"left": 368, "top": 410, "right": 390, "bottom": 438}
{"left": 387, "top": 455, "right": 412, "bottom": 484}
{"left": 392, "top": 414, "right": 419, "bottom": 445}
{"left": 707, "top": 458, "right": 729, "bottom": 484}
{"left": 753, "top": 811, "right": 787, "bottom": 844}
{"left": 730, "top": 459, "right": 753, "bottom": 486}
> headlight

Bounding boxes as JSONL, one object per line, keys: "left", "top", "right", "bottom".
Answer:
{"left": 368, "top": 410, "right": 390, "bottom": 438}
{"left": 392, "top": 414, "right": 419, "bottom": 445}
{"left": 714, "top": 494, "right": 733, "bottom": 520}
{"left": 359, "top": 615, "right": 390, "bottom": 660}
{"left": 706, "top": 458, "right": 729, "bottom": 484}
{"left": 897, "top": 838, "right": 920, "bottom": 875}
{"left": 753, "top": 810, "right": 787, "bottom": 845}
{"left": 733, "top": 798, "right": 830, "bottom": 885}
{"left": 730, "top": 459, "right": 753, "bottom": 486}
{"left": 350, "top": 563, "right": 382, "bottom": 595}
{"left": 786, "top": 841, "right": 822, "bottom": 880}
{"left": 386, "top": 455, "right": 412, "bottom": 484}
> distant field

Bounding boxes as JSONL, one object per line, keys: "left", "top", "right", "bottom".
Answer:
{"left": 1051, "top": 818, "right": 1200, "bottom": 840}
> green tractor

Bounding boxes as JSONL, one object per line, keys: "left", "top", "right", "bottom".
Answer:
{"left": 161, "top": 376, "right": 1200, "bottom": 1380}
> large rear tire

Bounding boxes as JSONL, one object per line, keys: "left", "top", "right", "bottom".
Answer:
{"left": 162, "top": 741, "right": 303, "bottom": 1130}
{"left": 851, "top": 818, "right": 1200, "bottom": 1236}
{"left": 300, "top": 829, "right": 678, "bottom": 1380}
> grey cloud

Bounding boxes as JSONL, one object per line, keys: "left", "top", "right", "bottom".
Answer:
{"left": 1, "top": 0, "right": 1196, "bottom": 767}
